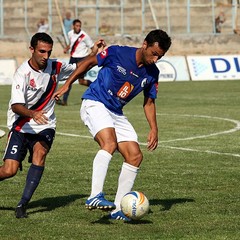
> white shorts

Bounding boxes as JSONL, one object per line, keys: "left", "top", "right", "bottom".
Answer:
{"left": 80, "top": 99, "right": 138, "bottom": 143}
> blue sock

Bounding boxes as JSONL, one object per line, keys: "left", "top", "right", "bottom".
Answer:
{"left": 17, "top": 164, "right": 44, "bottom": 206}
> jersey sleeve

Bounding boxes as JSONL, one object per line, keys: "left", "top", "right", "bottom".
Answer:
{"left": 57, "top": 61, "right": 76, "bottom": 81}
{"left": 84, "top": 33, "right": 94, "bottom": 48}
{"left": 10, "top": 69, "right": 27, "bottom": 105}
{"left": 143, "top": 66, "right": 159, "bottom": 99}
{"left": 97, "top": 45, "right": 117, "bottom": 67}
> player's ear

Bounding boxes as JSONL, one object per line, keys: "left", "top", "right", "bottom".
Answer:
{"left": 29, "top": 46, "right": 34, "bottom": 53}
{"left": 142, "top": 40, "right": 148, "bottom": 50}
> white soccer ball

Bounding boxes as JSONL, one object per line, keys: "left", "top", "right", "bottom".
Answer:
{"left": 120, "top": 191, "right": 149, "bottom": 220}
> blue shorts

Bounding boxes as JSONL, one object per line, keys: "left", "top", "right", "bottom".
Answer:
{"left": 3, "top": 128, "right": 55, "bottom": 169}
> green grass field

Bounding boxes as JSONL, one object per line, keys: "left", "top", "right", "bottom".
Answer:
{"left": 1, "top": 81, "right": 240, "bottom": 240}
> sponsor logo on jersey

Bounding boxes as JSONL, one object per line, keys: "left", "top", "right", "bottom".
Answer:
{"left": 141, "top": 78, "right": 148, "bottom": 88}
{"left": 117, "top": 82, "right": 134, "bottom": 99}
{"left": 130, "top": 71, "right": 139, "bottom": 78}
{"left": 99, "top": 48, "right": 108, "bottom": 59}
{"left": 117, "top": 65, "right": 127, "bottom": 76}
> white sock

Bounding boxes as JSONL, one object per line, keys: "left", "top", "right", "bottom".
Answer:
{"left": 89, "top": 149, "right": 112, "bottom": 199}
{"left": 113, "top": 162, "right": 139, "bottom": 212}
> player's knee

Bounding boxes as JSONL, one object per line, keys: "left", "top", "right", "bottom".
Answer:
{"left": 128, "top": 151, "right": 143, "bottom": 167}
{"left": 35, "top": 147, "right": 48, "bottom": 158}
{"left": 102, "top": 141, "right": 118, "bottom": 154}
{"left": 1, "top": 165, "right": 18, "bottom": 178}
{"left": 32, "top": 148, "right": 48, "bottom": 166}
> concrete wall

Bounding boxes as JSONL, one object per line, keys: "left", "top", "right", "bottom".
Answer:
{"left": 1, "top": 0, "right": 240, "bottom": 65}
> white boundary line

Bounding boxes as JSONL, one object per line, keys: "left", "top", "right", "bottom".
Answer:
{"left": 160, "top": 145, "right": 240, "bottom": 158}
{"left": 157, "top": 114, "right": 240, "bottom": 143}
{"left": 1, "top": 114, "right": 240, "bottom": 157}
{"left": 158, "top": 114, "right": 240, "bottom": 158}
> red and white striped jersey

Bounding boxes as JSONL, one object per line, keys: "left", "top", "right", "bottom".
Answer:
{"left": 68, "top": 30, "right": 94, "bottom": 58}
{"left": 7, "top": 59, "right": 76, "bottom": 133}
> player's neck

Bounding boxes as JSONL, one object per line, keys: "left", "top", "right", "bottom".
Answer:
{"left": 28, "top": 59, "right": 46, "bottom": 72}
{"left": 136, "top": 48, "right": 143, "bottom": 67}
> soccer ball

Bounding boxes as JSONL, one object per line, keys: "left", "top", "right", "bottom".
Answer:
{"left": 120, "top": 191, "right": 149, "bottom": 220}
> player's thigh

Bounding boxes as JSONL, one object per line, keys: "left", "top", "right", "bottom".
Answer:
{"left": 1, "top": 159, "right": 20, "bottom": 176}
{"left": 80, "top": 99, "right": 115, "bottom": 137}
{"left": 28, "top": 129, "right": 55, "bottom": 166}
{"left": 114, "top": 114, "right": 138, "bottom": 143}
{"left": 31, "top": 142, "right": 49, "bottom": 166}
{"left": 95, "top": 128, "right": 118, "bottom": 153}
{"left": 114, "top": 116, "right": 142, "bottom": 166}
{"left": 3, "top": 129, "right": 28, "bottom": 164}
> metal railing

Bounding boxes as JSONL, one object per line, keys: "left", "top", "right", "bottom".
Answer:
{"left": 0, "top": 0, "right": 239, "bottom": 39}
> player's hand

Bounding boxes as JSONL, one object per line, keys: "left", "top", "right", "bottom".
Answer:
{"left": 52, "top": 85, "right": 69, "bottom": 101}
{"left": 147, "top": 130, "right": 158, "bottom": 151}
{"left": 92, "top": 39, "right": 107, "bottom": 55}
{"left": 32, "top": 110, "right": 48, "bottom": 125}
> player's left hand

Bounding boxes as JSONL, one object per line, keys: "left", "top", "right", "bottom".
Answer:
{"left": 52, "top": 84, "right": 70, "bottom": 101}
{"left": 93, "top": 39, "right": 107, "bottom": 55}
{"left": 147, "top": 130, "right": 158, "bottom": 151}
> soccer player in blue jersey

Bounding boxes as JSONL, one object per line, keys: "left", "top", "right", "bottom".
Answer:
{"left": 54, "top": 29, "right": 172, "bottom": 221}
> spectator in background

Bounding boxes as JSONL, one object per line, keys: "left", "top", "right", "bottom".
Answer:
{"left": 99, "top": 22, "right": 111, "bottom": 36}
{"left": 215, "top": 11, "right": 226, "bottom": 33}
{"left": 37, "top": 18, "right": 49, "bottom": 33}
{"left": 63, "top": 11, "right": 73, "bottom": 37}
{"left": 57, "top": 19, "right": 95, "bottom": 106}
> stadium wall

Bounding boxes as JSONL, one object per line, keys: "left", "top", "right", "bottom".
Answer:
{"left": 1, "top": 53, "right": 240, "bottom": 84}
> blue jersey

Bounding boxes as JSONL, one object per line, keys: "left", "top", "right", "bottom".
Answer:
{"left": 82, "top": 45, "right": 159, "bottom": 115}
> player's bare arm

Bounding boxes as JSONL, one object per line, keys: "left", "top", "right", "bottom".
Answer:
{"left": 143, "top": 97, "right": 158, "bottom": 151}
{"left": 53, "top": 55, "right": 98, "bottom": 100}
{"left": 63, "top": 45, "right": 70, "bottom": 54}
{"left": 11, "top": 103, "right": 48, "bottom": 125}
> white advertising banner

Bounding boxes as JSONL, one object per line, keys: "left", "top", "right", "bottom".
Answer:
{"left": 156, "top": 56, "right": 190, "bottom": 82}
{"left": 0, "top": 59, "right": 17, "bottom": 85}
{"left": 187, "top": 55, "right": 240, "bottom": 80}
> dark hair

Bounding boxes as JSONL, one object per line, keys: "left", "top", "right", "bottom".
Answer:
{"left": 73, "top": 19, "right": 81, "bottom": 25}
{"left": 30, "top": 32, "right": 53, "bottom": 49}
{"left": 145, "top": 29, "right": 171, "bottom": 52}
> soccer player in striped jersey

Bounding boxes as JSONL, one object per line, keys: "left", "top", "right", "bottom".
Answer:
{"left": 57, "top": 19, "right": 96, "bottom": 106}
{"left": 0, "top": 32, "right": 105, "bottom": 218}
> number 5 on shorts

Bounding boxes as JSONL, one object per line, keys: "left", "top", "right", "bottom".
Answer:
{"left": 10, "top": 145, "right": 18, "bottom": 154}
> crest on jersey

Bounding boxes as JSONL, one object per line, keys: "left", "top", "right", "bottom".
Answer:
{"left": 29, "top": 78, "right": 36, "bottom": 88}
{"left": 99, "top": 48, "right": 108, "bottom": 59}
{"left": 117, "top": 82, "right": 134, "bottom": 99}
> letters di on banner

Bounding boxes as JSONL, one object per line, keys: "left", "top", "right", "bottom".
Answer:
{"left": 187, "top": 55, "right": 240, "bottom": 81}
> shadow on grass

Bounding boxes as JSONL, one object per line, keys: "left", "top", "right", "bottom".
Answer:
{"left": 90, "top": 198, "right": 194, "bottom": 224}
{"left": 91, "top": 215, "right": 153, "bottom": 225}
{"left": 149, "top": 198, "right": 195, "bottom": 211}
{"left": 28, "top": 194, "right": 87, "bottom": 215}
{"left": 0, "top": 194, "right": 87, "bottom": 215}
